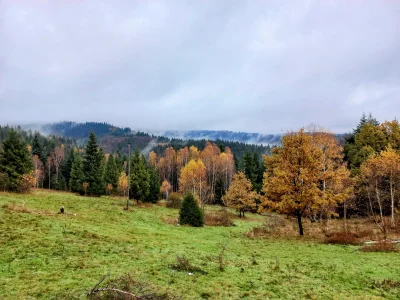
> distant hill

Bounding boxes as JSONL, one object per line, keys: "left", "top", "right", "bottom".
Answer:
{"left": 29, "top": 122, "right": 273, "bottom": 159}
{"left": 157, "top": 130, "right": 282, "bottom": 145}
{"left": 40, "top": 121, "right": 133, "bottom": 139}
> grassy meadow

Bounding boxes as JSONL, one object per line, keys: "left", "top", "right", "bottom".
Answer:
{"left": 0, "top": 190, "right": 399, "bottom": 299}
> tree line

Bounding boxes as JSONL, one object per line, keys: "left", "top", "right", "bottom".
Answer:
{"left": 2, "top": 113, "right": 400, "bottom": 236}
{"left": 222, "top": 114, "right": 400, "bottom": 236}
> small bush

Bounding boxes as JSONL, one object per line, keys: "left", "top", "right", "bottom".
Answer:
{"left": 17, "top": 172, "right": 36, "bottom": 193}
{"left": 179, "top": 193, "right": 204, "bottom": 227}
{"left": 169, "top": 255, "right": 207, "bottom": 274}
{"left": 166, "top": 192, "right": 183, "bottom": 209}
{"left": 324, "top": 232, "right": 359, "bottom": 245}
{"left": 360, "top": 241, "right": 397, "bottom": 252}
{"left": 205, "top": 208, "right": 234, "bottom": 227}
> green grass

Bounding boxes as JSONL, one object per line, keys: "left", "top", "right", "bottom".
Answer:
{"left": 0, "top": 190, "right": 399, "bottom": 299}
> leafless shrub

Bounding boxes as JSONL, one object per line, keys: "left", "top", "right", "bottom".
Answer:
{"left": 169, "top": 255, "right": 207, "bottom": 275}
{"left": 88, "top": 273, "right": 179, "bottom": 300}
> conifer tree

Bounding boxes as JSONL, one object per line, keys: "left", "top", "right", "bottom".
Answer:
{"left": 32, "top": 132, "right": 43, "bottom": 162}
{"left": 0, "top": 129, "right": 33, "bottom": 191}
{"left": 69, "top": 155, "right": 84, "bottom": 193}
{"left": 130, "top": 151, "right": 150, "bottom": 202}
{"left": 146, "top": 166, "right": 160, "bottom": 203}
{"left": 83, "top": 132, "right": 104, "bottom": 196}
{"left": 104, "top": 154, "right": 119, "bottom": 193}
{"left": 179, "top": 192, "right": 204, "bottom": 227}
{"left": 62, "top": 148, "right": 75, "bottom": 190}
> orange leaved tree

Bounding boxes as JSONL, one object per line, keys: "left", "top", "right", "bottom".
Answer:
{"left": 261, "top": 129, "right": 352, "bottom": 235}
{"left": 222, "top": 172, "right": 256, "bottom": 217}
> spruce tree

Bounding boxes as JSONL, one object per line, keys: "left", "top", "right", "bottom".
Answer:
{"left": 32, "top": 133, "right": 43, "bottom": 161}
{"left": 62, "top": 148, "right": 75, "bottom": 190}
{"left": 179, "top": 193, "right": 204, "bottom": 227}
{"left": 69, "top": 155, "right": 84, "bottom": 193}
{"left": 130, "top": 151, "right": 150, "bottom": 202}
{"left": 104, "top": 153, "right": 119, "bottom": 192}
{"left": 242, "top": 152, "right": 258, "bottom": 187}
{"left": 115, "top": 150, "right": 124, "bottom": 173}
{"left": 0, "top": 129, "right": 33, "bottom": 191}
{"left": 146, "top": 166, "right": 160, "bottom": 203}
{"left": 83, "top": 132, "right": 105, "bottom": 196}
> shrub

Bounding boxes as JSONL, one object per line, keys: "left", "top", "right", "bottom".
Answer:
{"left": 166, "top": 192, "right": 183, "bottom": 209}
{"left": 17, "top": 172, "right": 36, "bottom": 193}
{"left": 205, "top": 208, "right": 234, "bottom": 226}
{"left": 179, "top": 193, "right": 204, "bottom": 227}
{"left": 169, "top": 255, "right": 207, "bottom": 274}
{"left": 324, "top": 232, "right": 359, "bottom": 245}
{"left": 360, "top": 241, "right": 397, "bottom": 252}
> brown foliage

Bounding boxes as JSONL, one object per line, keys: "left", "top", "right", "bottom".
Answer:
{"left": 324, "top": 232, "right": 359, "bottom": 245}
{"left": 360, "top": 241, "right": 398, "bottom": 252}
{"left": 18, "top": 172, "right": 36, "bottom": 193}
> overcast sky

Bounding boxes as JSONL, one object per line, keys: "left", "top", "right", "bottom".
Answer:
{"left": 1, "top": 0, "right": 400, "bottom": 134}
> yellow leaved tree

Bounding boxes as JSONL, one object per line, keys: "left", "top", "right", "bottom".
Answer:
{"left": 260, "top": 128, "right": 351, "bottom": 235}
{"left": 179, "top": 159, "right": 208, "bottom": 207}
{"left": 117, "top": 171, "right": 129, "bottom": 197}
{"left": 222, "top": 172, "right": 256, "bottom": 217}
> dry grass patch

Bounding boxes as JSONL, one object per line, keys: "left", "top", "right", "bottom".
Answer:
{"left": 204, "top": 209, "right": 235, "bottom": 227}
{"left": 2, "top": 203, "right": 53, "bottom": 216}
{"left": 160, "top": 216, "right": 179, "bottom": 225}
{"left": 360, "top": 240, "right": 398, "bottom": 252}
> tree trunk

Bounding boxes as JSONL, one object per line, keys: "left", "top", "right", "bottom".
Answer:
{"left": 390, "top": 174, "right": 395, "bottom": 228}
{"left": 343, "top": 199, "right": 348, "bottom": 232}
{"left": 297, "top": 211, "right": 304, "bottom": 236}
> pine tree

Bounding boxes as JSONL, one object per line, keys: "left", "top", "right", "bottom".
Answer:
{"left": 0, "top": 129, "right": 33, "bottom": 191}
{"left": 115, "top": 150, "right": 124, "bottom": 173}
{"left": 130, "top": 151, "right": 150, "bottom": 203}
{"left": 32, "top": 133, "right": 43, "bottom": 162}
{"left": 62, "top": 148, "right": 75, "bottom": 190}
{"left": 146, "top": 166, "right": 160, "bottom": 203}
{"left": 179, "top": 192, "right": 204, "bottom": 227}
{"left": 69, "top": 155, "right": 84, "bottom": 193}
{"left": 104, "top": 154, "right": 119, "bottom": 193}
{"left": 83, "top": 132, "right": 105, "bottom": 196}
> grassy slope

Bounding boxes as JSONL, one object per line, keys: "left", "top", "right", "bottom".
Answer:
{"left": 0, "top": 190, "right": 399, "bottom": 299}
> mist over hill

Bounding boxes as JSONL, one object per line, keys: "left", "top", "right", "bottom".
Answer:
{"left": 30, "top": 122, "right": 282, "bottom": 146}
{"left": 153, "top": 130, "right": 282, "bottom": 145}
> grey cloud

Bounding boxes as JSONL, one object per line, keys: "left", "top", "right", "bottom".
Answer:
{"left": 1, "top": 0, "right": 400, "bottom": 133}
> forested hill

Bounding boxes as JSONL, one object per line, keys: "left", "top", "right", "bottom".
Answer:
{"left": 153, "top": 130, "right": 281, "bottom": 145}
{"left": 26, "top": 122, "right": 272, "bottom": 159}
{"left": 41, "top": 122, "right": 133, "bottom": 139}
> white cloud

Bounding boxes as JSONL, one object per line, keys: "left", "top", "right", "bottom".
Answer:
{"left": 0, "top": 0, "right": 400, "bottom": 133}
